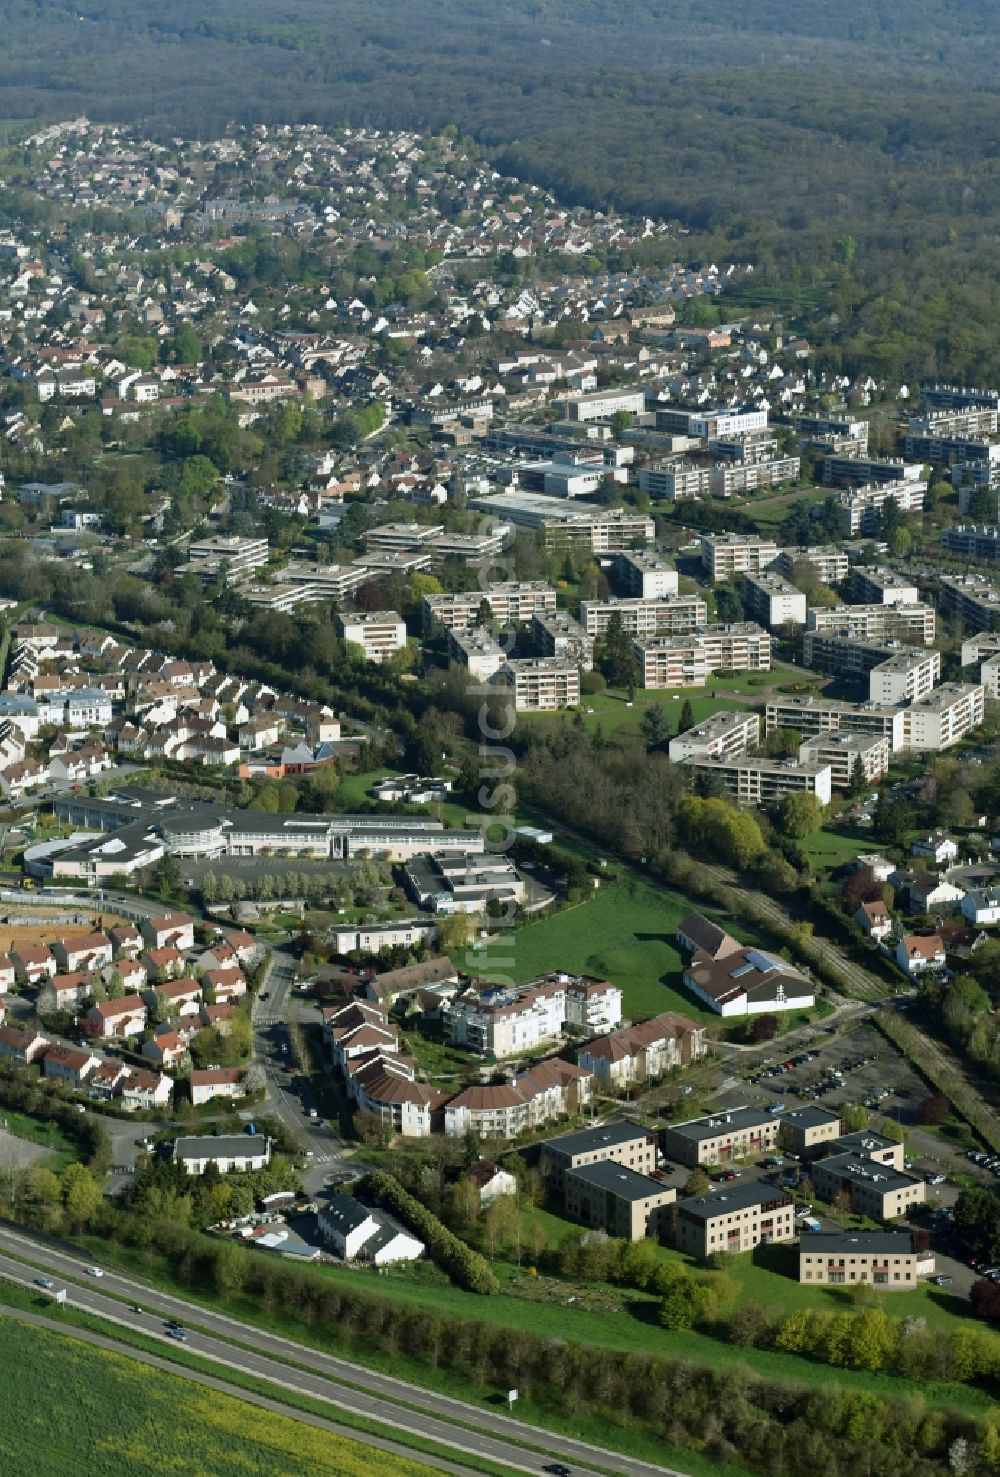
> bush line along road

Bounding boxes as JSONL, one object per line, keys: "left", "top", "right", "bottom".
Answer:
{"left": 0, "top": 1222, "right": 681, "bottom": 1477}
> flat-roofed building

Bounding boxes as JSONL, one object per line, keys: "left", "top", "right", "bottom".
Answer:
{"left": 827, "top": 1130, "right": 905, "bottom": 1171}
{"left": 670, "top": 1180, "right": 795, "bottom": 1259}
{"left": 740, "top": 572, "right": 807, "bottom": 628}
{"left": 638, "top": 462, "right": 711, "bottom": 500}
{"left": 580, "top": 595, "right": 707, "bottom": 638}
{"left": 448, "top": 627, "right": 507, "bottom": 682}
{"left": 797, "top": 731, "right": 890, "bottom": 788}
{"left": 922, "top": 383, "right": 1000, "bottom": 413}
{"left": 668, "top": 710, "right": 760, "bottom": 763}
{"left": 764, "top": 694, "right": 908, "bottom": 752}
{"left": 823, "top": 455, "right": 924, "bottom": 489}
{"left": 337, "top": 610, "right": 407, "bottom": 664}
{"left": 186, "top": 535, "right": 269, "bottom": 581}
{"left": 531, "top": 611, "right": 595, "bottom": 670}
{"left": 834, "top": 480, "right": 926, "bottom": 535}
{"left": 613, "top": 550, "right": 678, "bottom": 599}
{"left": 806, "top": 602, "right": 936, "bottom": 644}
{"left": 981, "top": 653, "right": 1000, "bottom": 699}
{"left": 941, "top": 525, "right": 1000, "bottom": 561}
{"left": 908, "top": 405, "right": 998, "bottom": 437}
{"left": 962, "top": 632, "right": 1000, "bottom": 666}
{"left": 680, "top": 754, "right": 832, "bottom": 807}
{"left": 700, "top": 533, "right": 779, "bottom": 581}
{"left": 565, "top": 1161, "right": 676, "bottom": 1241}
{"left": 494, "top": 658, "right": 580, "bottom": 710}
{"left": 634, "top": 623, "right": 771, "bottom": 689}
{"left": 774, "top": 545, "right": 850, "bottom": 585}
{"left": 902, "top": 683, "right": 985, "bottom": 751}
{"left": 802, "top": 630, "right": 898, "bottom": 678}
{"left": 560, "top": 386, "right": 647, "bottom": 423}
{"left": 869, "top": 648, "right": 941, "bottom": 705}
{"left": 811, "top": 1153, "right": 926, "bottom": 1220}
{"left": 800, "top": 1231, "right": 920, "bottom": 1288}
{"left": 422, "top": 582, "right": 557, "bottom": 634}
{"left": 281, "top": 561, "right": 368, "bottom": 603}
{"left": 779, "top": 1106, "right": 843, "bottom": 1157}
{"left": 541, "top": 1119, "right": 658, "bottom": 1194}
{"left": 850, "top": 567, "right": 919, "bottom": 606}
{"left": 663, "top": 1108, "right": 779, "bottom": 1167}
{"left": 939, "top": 573, "right": 1000, "bottom": 633}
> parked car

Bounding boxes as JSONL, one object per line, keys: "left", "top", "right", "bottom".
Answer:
{"left": 935, "top": 1275, "right": 954, "bottom": 1287}
{"left": 928, "top": 1174, "right": 946, "bottom": 1186}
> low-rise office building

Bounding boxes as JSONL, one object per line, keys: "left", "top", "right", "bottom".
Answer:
{"left": 671, "top": 1180, "right": 795, "bottom": 1259}
{"left": 541, "top": 1120, "right": 658, "bottom": 1194}
{"left": 663, "top": 1108, "right": 780, "bottom": 1168}
{"left": 565, "top": 1161, "right": 676, "bottom": 1241}
{"left": 811, "top": 1153, "right": 926, "bottom": 1220}
{"left": 799, "top": 1231, "right": 921, "bottom": 1289}
{"left": 778, "top": 1106, "right": 843, "bottom": 1157}
{"left": 173, "top": 1135, "right": 271, "bottom": 1175}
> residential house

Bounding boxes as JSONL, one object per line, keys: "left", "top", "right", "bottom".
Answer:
{"left": 141, "top": 1031, "right": 188, "bottom": 1070}
{"left": 199, "top": 1001, "right": 236, "bottom": 1035}
{"left": 109, "top": 924, "right": 143, "bottom": 958}
{"left": 203, "top": 967, "right": 246, "bottom": 1002}
{"left": 854, "top": 900, "right": 892, "bottom": 941}
{"left": 912, "top": 833, "right": 960, "bottom": 866}
{"left": 961, "top": 888, "right": 1000, "bottom": 926}
{"left": 120, "top": 1068, "right": 173, "bottom": 1112}
{"left": 190, "top": 1066, "right": 248, "bottom": 1105}
{"left": 0, "top": 1026, "right": 48, "bottom": 1064}
{"left": 0, "top": 955, "right": 14, "bottom": 993}
{"left": 173, "top": 1135, "right": 271, "bottom": 1174}
{"left": 467, "top": 1160, "right": 518, "bottom": 1205}
{"left": 576, "top": 1010, "right": 707, "bottom": 1089}
{"left": 141, "top": 946, "right": 186, "bottom": 981}
{"left": 895, "top": 934, "right": 947, "bottom": 975}
{"left": 11, "top": 944, "right": 56, "bottom": 985}
{"left": 41, "top": 1043, "right": 100, "bottom": 1087}
{"left": 42, "top": 970, "right": 96, "bottom": 1011}
{"left": 145, "top": 977, "right": 203, "bottom": 1017}
{"left": 141, "top": 912, "right": 196, "bottom": 952}
{"left": 85, "top": 993, "right": 148, "bottom": 1039}
{"left": 53, "top": 931, "right": 113, "bottom": 973}
{"left": 317, "top": 1192, "right": 424, "bottom": 1266}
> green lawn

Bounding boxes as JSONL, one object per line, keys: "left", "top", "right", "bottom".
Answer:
{"left": 798, "top": 827, "right": 869, "bottom": 873}
{"left": 742, "top": 487, "right": 833, "bottom": 529}
{"left": 475, "top": 878, "right": 755, "bottom": 1022}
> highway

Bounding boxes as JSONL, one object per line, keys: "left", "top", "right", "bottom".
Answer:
{"left": 0, "top": 1223, "right": 684, "bottom": 1477}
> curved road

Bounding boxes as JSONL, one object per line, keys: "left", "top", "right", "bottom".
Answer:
{"left": 0, "top": 1222, "right": 684, "bottom": 1477}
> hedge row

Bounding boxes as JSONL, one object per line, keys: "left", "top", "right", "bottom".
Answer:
{"left": 359, "top": 1169, "right": 500, "bottom": 1294}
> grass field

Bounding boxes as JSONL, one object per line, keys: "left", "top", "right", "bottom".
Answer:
{"left": 0, "top": 1316, "right": 435, "bottom": 1477}
{"left": 797, "top": 827, "right": 869, "bottom": 872}
{"left": 475, "top": 878, "right": 754, "bottom": 1022}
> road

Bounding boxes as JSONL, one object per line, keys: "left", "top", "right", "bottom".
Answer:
{"left": 0, "top": 1222, "right": 685, "bottom": 1477}
{"left": 250, "top": 946, "right": 347, "bottom": 1174}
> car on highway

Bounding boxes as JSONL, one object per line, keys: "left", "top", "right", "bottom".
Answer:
{"left": 84, "top": 1266, "right": 104, "bottom": 1278}
{"left": 132, "top": 1305, "right": 143, "bottom": 1314}
{"left": 167, "top": 1327, "right": 188, "bottom": 1341}
{"left": 543, "top": 1466, "right": 572, "bottom": 1477}
{"left": 34, "top": 1276, "right": 54, "bottom": 1290}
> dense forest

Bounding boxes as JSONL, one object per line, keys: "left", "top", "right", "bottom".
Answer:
{"left": 2, "top": 4, "right": 1000, "bottom": 377}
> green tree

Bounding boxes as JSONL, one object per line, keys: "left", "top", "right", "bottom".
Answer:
{"left": 60, "top": 1163, "right": 103, "bottom": 1228}
{"left": 640, "top": 704, "right": 671, "bottom": 750}
{"left": 679, "top": 699, "right": 695, "bottom": 732}
{"left": 777, "top": 791, "right": 823, "bottom": 838}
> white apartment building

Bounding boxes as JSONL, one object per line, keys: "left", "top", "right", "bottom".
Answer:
{"left": 981, "top": 653, "right": 1000, "bottom": 700}
{"left": 939, "top": 574, "right": 1000, "bottom": 634}
{"left": 797, "top": 731, "right": 890, "bottom": 788}
{"left": 638, "top": 463, "right": 711, "bottom": 500}
{"left": 531, "top": 611, "right": 595, "bottom": 670}
{"left": 562, "top": 975, "right": 624, "bottom": 1033}
{"left": 902, "top": 683, "right": 985, "bottom": 751}
{"left": 802, "top": 631, "right": 898, "bottom": 678}
{"left": 850, "top": 567, "right": 919, "bottom": 606}
{"left": 962, "top": 632, "right": 1000, "bottom": 667}
{"left": 494, "top": 659, "right": 580, "bottom": 710}
{"left": 613, "top": 550, "right": 679, "bottom": 599}
{"left": 774, "top": 545, "right": 850, "bottom": 585}
{"left": 448, "top": 627, "right": 507, "bottom": 682}
{"left": 581, "top": 593, "right": 706, "bottom": 635}
{"left": 740, "top": 572, "right": 807, "bottom": 628}
{"left": 634, "top": 623, "right": 771, "bottom": 689}
{"left": 700, "top": 533, "right": 779, "bottom": 581}
{"left": 186, "top": 535, "right": 270, "bottom": 582}
{"left": 868, "top": 649, "right": 941, "bottom": 705}
{"left": 680, "top": 755, "right": 833, "bottom": 806}
{"left": 834, "top": 479, "right": 926, "bottom": 536}
{"left": 580, "top": 595, "right": 707, "bottom": 638}
{"left": 443, "top": 979, "right": 567, "bottom": 1057}
{"left": 560, "top": 387, "right": 646, "bottom": 422}
{"left": 668, "top": 710, "right": 760, "bottom": 763}
{"left": 765, "top": 695, "right": 908, "bottom": 753}
{"left": 422, "top": 582, "right": 557, "bottom": 633}
{"left": 337, "top": 610, "right": 407, "bottom": 664}
{"left": 806, "top": 602, "right": 936, "bottom": 644}
{"left": 281, "top": 561, "right": 368, "bottom": 603}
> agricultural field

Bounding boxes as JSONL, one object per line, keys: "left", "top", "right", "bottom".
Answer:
{"left": 0, "top": 1316, "right": 435, "bottom": 1477}
{"left": 477, "top": 877, "right": 754, "bottom": 1021}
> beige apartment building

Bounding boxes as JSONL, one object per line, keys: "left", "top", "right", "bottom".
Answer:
{"left": 774, "top": 545, "right": 849, "bottom": 584}
{"left": 740, "top": 572, "right": 807, "bottom": 628}
{"left": 850, "top": 567, "right": 919, "bottom": 606}
{"left": 811, "top": 1153, "right": 926, "bottom": 1220}
{"left": 868, "top": 648, "right": 941, "bottom": 705}
{"left": 671, "top": 1181, "right": 795, "bottom": 1259}
{"left": 564, "top": 1161, "right": 677, "bottom": 1241}
{"left": 634, "top": 623, "right": 771, "bottom": 689}
{"left": 778, "top": 1106, "right": 843, "bottom": 1158}
{"left": 800, "top": 1232, "right": 920, "bottom": 1289}
{"left": 541, "top": 1120, "right": 658, "bottom": 1194}
{"left": 494, "top": 658, "right": 580, "bottom": 710}
{"left": 806, "top": 602, "right": 936, "bottom": 644}
{"left": 579, "top": 595, "right": 707, "bottom": 638}
{"left": 764, "top": 694, "right": 907, "bottom": 753}
{"left": 613, "top": 550, "right": 679, "bottom": 599}
{"left": 422, "top": 582, "right": 557, "bottom": 634}
{"left": 797, "top": 731, "right": 890, "bottom": 788}
{"left": 700, "top": 533, "right": 779, "bottom": 581}
{"left": 680, "top": 755, "right": 833, "bottom": 807}
{"left": 663, "top": 1108, "right": 780, "bottom": 1168}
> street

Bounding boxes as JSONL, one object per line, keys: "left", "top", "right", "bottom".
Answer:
{"left": 0, "top": 1222, "right": 683, "bottom": 1477}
